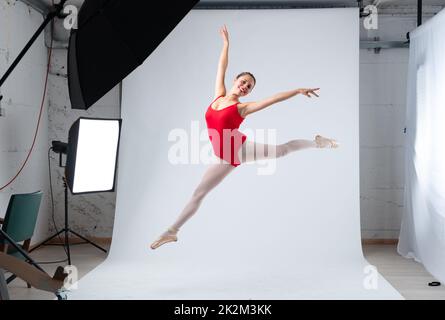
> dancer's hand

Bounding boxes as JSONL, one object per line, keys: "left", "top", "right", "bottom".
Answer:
{"left": 298, "top": 88, "right": 320, "bottom": 98}
{"left": 220, "top": 24, "right": 229, "bottom": 45}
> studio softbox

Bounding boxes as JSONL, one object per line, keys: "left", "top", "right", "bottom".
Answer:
{"left": 65, "top": 117, "right": 122, "bottom": 194}
{"left": 68, "top": 0, "right": 198, "bottom": 110}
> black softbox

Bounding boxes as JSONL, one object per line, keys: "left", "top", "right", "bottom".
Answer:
{"left": 68, "top": 0, "right": 198, "bottom": 110}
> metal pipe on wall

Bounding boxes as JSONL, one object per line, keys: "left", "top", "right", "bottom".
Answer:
{"left": 418, "top": 0, "right": 422, "bottom": 26}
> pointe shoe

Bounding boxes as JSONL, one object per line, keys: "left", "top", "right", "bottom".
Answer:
{"left": 315, "top": 135, "right": 339, "bottom": 148}
{"left": 150, "top": 228, "right": 178, "bottom": 250}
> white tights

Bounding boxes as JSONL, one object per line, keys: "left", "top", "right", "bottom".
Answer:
{"left": 168, "top": 139, "right": 316, "bottom": 232}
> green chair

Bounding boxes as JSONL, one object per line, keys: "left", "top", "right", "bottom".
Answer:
{"left": 0, "top": 191, "right": 43, "bottom": 288}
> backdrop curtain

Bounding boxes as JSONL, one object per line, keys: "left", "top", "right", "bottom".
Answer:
{"left": 398, "top": 8, "right": 445, "bottom": 283}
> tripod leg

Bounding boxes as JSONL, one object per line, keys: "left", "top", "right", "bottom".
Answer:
{"left": 68, "top": 230, "right": 108, "bottom": 253}
{"left": 28, "top": 229, "right": 66, "bottom": 253}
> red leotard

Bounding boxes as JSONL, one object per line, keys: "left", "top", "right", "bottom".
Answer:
{"left": 205, "top": 95, "right": 247, "bottom": 167}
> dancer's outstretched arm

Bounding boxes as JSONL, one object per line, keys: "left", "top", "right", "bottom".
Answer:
{"left": 214, "top": 25, "right": 229, "bottom": 99}
{"left": 239, "top": 87, "right": 320, "bottom": 118}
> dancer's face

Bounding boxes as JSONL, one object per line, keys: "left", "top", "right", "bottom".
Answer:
{"left": 233, "top": 75, "right": 255, "bottom": 97}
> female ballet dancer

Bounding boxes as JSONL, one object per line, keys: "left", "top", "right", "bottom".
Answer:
{"left": 150, "top": 25, "right": 338, "bottom": 250}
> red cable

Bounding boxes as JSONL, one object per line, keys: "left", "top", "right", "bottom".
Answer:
{"left": 0, "top": 17, "right": 54, "bottom": 192}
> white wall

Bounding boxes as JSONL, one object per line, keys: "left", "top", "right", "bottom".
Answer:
{"left": 359, "top": 14, "right": 436, "bottom": 239}
{"left": 0, "top": 0, "right": 50, "bottom": 244}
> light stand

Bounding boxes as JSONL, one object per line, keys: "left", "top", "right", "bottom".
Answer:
{"left": 0, "top": 0, "right": 68, "bottom": 102}
{"left": 30, "top": 142, "right": 107, "bottom": 265}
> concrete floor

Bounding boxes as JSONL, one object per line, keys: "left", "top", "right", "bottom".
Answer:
{"left": 3, "top": 244, "right": 445, "bottom": 300}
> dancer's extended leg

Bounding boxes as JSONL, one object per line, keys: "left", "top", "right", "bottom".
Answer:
{"left": 238, "top": 135, "right": 338, "bottom": 163}
{"left": 150, "top": 162, "right": 235, "bottom": 249}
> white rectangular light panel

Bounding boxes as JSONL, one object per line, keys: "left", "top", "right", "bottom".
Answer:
{"left": 72, "top": 119, "right": 120, "bottom": 194}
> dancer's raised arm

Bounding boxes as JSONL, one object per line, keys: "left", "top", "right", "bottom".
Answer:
{"left": 239, "top": 88, "right": 320, "bottom": 118}
{"left": 214, "top": 25, "right": 229, "bottom": 99}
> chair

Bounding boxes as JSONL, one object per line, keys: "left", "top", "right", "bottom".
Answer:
{"left": 0, "top": 191, "right": 43, "bottom": 288}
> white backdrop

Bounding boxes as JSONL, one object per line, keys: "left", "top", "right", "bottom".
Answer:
{"left": 68, "top": 8, "right": 402, "bottom": 299}
{"left": 398, "top": 8, "right": 445, "bottom": 284}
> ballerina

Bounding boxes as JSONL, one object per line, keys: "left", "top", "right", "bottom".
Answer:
{"left": 150, "top": 25, "right": 338, "bottom": 250}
